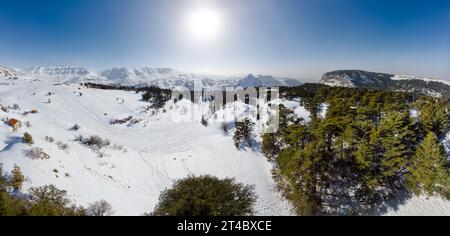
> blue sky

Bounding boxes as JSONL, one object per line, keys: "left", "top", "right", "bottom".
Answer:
{"left": 0, "top": 0, "right": 449, "bottom": 80}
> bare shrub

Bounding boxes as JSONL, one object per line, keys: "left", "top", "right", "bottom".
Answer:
{"left": 70, "top": 124, "right": 80, "bottom": 131}
{"left": 127, "top": 118, "right": 141, "bottom": 127}
{"left": 11, "top": 104, "right": 20, "bottom": 110}
{"left": 74, "top": 135, "right": 83, "bottom": 142}
{"left": 27, "top": 147, "right": 50, "bottom": 160}
{"left": 57, "top": 141, "right": 69, "bottom": 151}
{"left": 87, "top": 200, "right": 114, "bottom": 216}
{"left": 111, "top": 143, "right": 124, "bottom": 151}
{"left": 221, "top": 122, "right": 229, "bottom": 134}
{"left": 110, "top": 116, "right": 132, "bottom": 125}
{"left": 75, "top": 135, "right": 110, "bottom": 149}
{"left": 201, "top": 116, "right": 208, "bottom": 127}
{"left": 45, "top": 136, "right": 55, "bottom": 143}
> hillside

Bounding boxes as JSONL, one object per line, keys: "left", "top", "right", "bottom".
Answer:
{"left": 320, "top": 70, "right": 450, "bottom": 99}
{"left": 0, "top": 76, "right": 294, "bottom": 215}
{"left": 0, "top": 65, "right": 17, "bottom": 78}
{"left": 0, "top": 70, "right": 449, "bottom": 216}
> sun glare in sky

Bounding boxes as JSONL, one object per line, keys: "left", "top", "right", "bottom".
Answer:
{"left": 186, "top": 7, "right": 223, "bottom": 43}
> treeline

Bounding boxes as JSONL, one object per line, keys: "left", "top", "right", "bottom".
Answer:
{"left": 84, "top": 83, "right": 281, "bottom": 109}
{"left": 0, "top": 165, "right": 113, "bottom": 216}
{"left": 83, "top": 83, "right": 172, "bottom": 109}
{"left": 84, "top": 82, "right": 168, "bottom": 93}
{"left": 264, "top": 86, "right": 450, "bottom": 215}
{"left": 1, "top": 165, "right": 255, "bottom": 216}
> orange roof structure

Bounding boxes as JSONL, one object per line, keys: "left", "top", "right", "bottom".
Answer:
{"left": 7, "top": 118, "right": 21, "bottom": 127}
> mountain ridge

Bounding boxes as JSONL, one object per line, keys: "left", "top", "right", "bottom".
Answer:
{"left": 320, "top": 69, "right": 450, "bottom": 98}
{"left": 1, "top": 65, "right": 302, "bottom": 89}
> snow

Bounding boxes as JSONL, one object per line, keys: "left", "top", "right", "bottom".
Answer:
{"left": 236, "top": 74, "right": 287, "bottom": 88}
{"left": 1, "top": 74, "right": 449, "bottom": 216}
{"left": 391, "top": 75, "right": 450, "bottom": 86}
{"left": 12, "top": 65, "right": 300, "bottom": 90}
{"left": 320, "top": 103, "right": 328, "bottom": 118}
{"left": 409, "top": 109, "right": 419, "bottom": 119}
{"left": 0, "top": 77, "right": 293, "bottom": 216}
{"left": 384, "top": 195, "right": 450, "bottom": 216}
{"left": 0, "top": 65, "right": 17, "bottom": 78}
{"left": 320, "top": 74, "right": 356, "bottom": 88}
{"left": 278, "top": 99, "right": 328, "bottom": 121}
{"left": 444, "top": 131, "right": 450, "bottom": 160}
{"left": 279, "top": 99, "right": 311, "bottom": 122}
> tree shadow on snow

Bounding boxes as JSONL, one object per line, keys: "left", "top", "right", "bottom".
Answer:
{"left": 370, "top": 189, "right": 412, "bottom": 216}
{"left": 1, "top": 136, "right": 22, "bottom": 153}
{"left": 236, "top": 138, "right": 262, "bottom": 153}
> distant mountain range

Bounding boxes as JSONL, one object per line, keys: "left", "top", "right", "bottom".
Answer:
{"left": 2, "top": 65, "right": 449, "bottom": 98}
{"left": 0, "top": 65, "right": 301, "bottom": 90}
{"left": 320, "top": 70, "right": 450, "bottom": 99}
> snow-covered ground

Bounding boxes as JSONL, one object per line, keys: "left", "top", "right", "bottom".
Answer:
{"left": 0, "top": 76, "right": 449, "bottom": 216}
{"left": 384, "top": 195, "right": 450, "bottom": 216}
{"left": 0, "top": 77, "right": 293, "bottom": 215}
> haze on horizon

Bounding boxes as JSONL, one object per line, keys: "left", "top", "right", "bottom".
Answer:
{"left": 0, "top": 0, "right": 449, "bottom": 81}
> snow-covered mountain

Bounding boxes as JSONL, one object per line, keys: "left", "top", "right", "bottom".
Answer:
{"left": 21, "top": 66, "right": 110, "bottom": 84}
{"left": 99, "top": 67, "right": 242, "bottom": 90}
{"left": 320, "top": 70, "right": 450, "bottom": 98}
{"left": 0, "top": 65, "right": 17, "bottom": 78}
{"left": 6, "top": 65, "right": 302, "bottom": 89}
{"left": 234, "top": 74, "right": 298, "bottom": 88}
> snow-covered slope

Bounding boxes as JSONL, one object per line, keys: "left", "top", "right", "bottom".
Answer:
{"left": 1, "top": 69, "right": 447, "bottom": 216}
{"left": 235, "top": 74, "right": 285, "bottom": 88}
{"left": 22, "top": 66, "right": 110, "bottom": 84}
{"left": 0, "top": 65, "right": 17, "bottom": 78}
{"left": 0, "top": 78, "right": 293, "bottom": 215}
{"left": 320, "top": 70, "right": 450, "bottom": 98}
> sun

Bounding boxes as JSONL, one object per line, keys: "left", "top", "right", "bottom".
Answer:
{"left": 186, "top": 8, "right": 223, "bottom": 42}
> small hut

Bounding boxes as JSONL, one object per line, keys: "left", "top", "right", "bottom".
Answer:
{"left": 7, "top": 118, "right": 22, "bottom": 130}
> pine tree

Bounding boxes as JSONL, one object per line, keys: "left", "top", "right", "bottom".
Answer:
{"left": 406, "top": 132, "right": 450, "bottom": 198}
{"left": 27, "top": 185, "right": 86, "bottom": 216}
{"left": 233, "top": 118, "right": 254, "bottom": 148}
{"left": 150, "top": 175, "right": 256, "bottom": 216}
{"left": 201, "top": 116, "right": 208, "bottom": 127}
{"left": 0, "top": 164, "right": 6, "bottom": 191}
{"left": 415, "top": 97, "right": 449, "bottom": 138}
{"left": 278, "top": 105, "right": 297, "bottom": 132}
{"left": 10, "top": 165, "right": 25, "bottom": 191}
{"left": 303, "top": 97, "right": 321, "bottom": 121}
{"left": 354, "top": 134, "right": 388, "bottom": 206}
{"left": 283, "top": 124, "right": 310, "bottom": 149}
{"left": 22, "top": 132, "right": 34, "bottom": 145}
{"left": 355, "top": 139, "right": 375, "bottom": 170}
{"left": 282, "top": 141, "right": 325, "bottom": 215}
{"left": 377, "top": 112, "right": 417, "bottom": 178}
{"left": 262, "top": 132, "right": 280, "bottom": 160}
